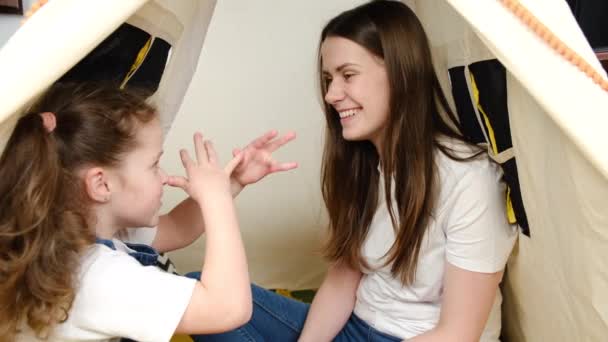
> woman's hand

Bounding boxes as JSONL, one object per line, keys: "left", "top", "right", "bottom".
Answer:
{"left": 169, "top": 132, "right": 243, "bottom": 204}
{"left": 230, "top": 130, "right": 297, "bottom": 193}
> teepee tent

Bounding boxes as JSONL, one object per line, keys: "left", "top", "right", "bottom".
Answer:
{"left": 0, "top": 1, "right": 606, "bottom": 341}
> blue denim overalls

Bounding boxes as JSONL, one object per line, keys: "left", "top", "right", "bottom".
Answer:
{"left": 95, "top": 238, "right": 178, "bottom": 274}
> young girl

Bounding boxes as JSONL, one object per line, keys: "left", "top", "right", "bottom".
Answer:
{"left": 198, "top": 1, "right": 517, "bottom": 341}
{"left": 0, "top": 82, "right": 297, "bottom": 341}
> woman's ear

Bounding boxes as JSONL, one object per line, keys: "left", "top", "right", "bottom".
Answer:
{"left": 83, "top": 167, "right": 112, "bottom": 203}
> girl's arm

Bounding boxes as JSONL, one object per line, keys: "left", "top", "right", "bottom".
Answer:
{"left": 298, "top": 262, "right": 363, "bottom": 342}
{"left": 152, "top": 130, "right": 296, "bottom": 253}
{"left": 408, "top": 263, "right": 503, "bottom": 342}
{"left": 169, "top": 134, "right": 252, "bottom": 334}
{"left": 175, "top": 187, "right": 252, "bottom": 333}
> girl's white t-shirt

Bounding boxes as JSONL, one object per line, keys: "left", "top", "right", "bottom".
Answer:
{"left": 354, "top": 142, "right": 518, "bottom": 341}
{"left": 18, "top": 227, "right": 196, "bottom": 342}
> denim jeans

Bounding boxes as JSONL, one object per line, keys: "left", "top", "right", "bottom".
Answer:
{"left": 93, "top": 238, "right": 399, "bottom": 342}
{"left": 185, "top": 272, "right": 401, "bottom": 342}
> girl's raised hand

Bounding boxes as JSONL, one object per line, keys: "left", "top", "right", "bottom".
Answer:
{"left": 168, "top": 133, "right": 243, "bottom": 204}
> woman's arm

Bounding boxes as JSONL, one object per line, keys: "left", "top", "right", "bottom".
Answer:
{"left": 408, "top": 262, "right": 502, "bottom": 342}
{"left": 298, "top": 262, "right": 363, "bottom": 342}
{"left": 152, "top": 183, "right": 239, "bottom": 253}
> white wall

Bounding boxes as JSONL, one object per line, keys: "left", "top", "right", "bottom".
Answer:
{"left": 162, "top": 0, "right": 366, "bottom": 289}
{"left": 0, "top": 0, "right": 35, "bottom": 46}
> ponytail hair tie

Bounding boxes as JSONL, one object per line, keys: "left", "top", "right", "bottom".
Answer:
{"left": 39, "top": 112, "right": 57, "bottom": 133}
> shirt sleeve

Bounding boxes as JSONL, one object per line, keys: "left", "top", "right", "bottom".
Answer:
{"left": 443, "top": 162, "right": 518, "bottom": 273}
{"left": 70, "top": 248, "right": 196, "bottom": 342}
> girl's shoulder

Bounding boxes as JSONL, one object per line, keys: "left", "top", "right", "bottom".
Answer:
{"left": 56, "top": 244, "right": 195, "bottom": 341}
{"left": 78, "top": 243, "right": 143, "bottom": 279}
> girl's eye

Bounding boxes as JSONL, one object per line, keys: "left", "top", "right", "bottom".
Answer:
{"left": 344, "top": 73, "right": 355, "bottom": 80}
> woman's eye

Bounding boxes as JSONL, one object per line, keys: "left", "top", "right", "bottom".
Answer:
{"left": 344, "top": 73, "right": 354, "bottom": 80}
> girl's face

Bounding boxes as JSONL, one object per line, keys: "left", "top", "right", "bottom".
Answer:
{"left": 108, "top": 118, "right": 168, "bottom": 229}
{"left": 321, "top": 36, "right": 390, "bottom": 149}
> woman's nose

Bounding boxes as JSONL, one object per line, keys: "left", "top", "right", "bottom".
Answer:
{"left": 324, "top": 79, "right": 345, "bottom": 104}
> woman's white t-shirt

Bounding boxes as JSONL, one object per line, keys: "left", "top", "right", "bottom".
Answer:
{"left": 17, "top": 228, "right": 196, "bottom": 342}
{"left": 353, "top": 141, "right": 518, "bottom": 341}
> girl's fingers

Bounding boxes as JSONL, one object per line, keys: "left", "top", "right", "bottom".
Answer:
{"left": 224, "top": 152, "right": 245, "bottom": 175}
{"left": 193, "top": 133, "right": 208, "bottom": 165}
{"left": 267, "top": 131, "right": 296, "bottom": 152}
{"left": 166, "top": 175, "right": 189, "bottom": 189}
{"left": 232, "top": 148, "right": 242, "bottom": 157}
{"left": 205, "top": 140, "right": 218, "bottom": 165}
{"left": 180, "top": 149, "right": 194, "bottom": 170}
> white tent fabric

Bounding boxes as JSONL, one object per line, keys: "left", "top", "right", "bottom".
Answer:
{"left": 0, "top": 0, "right": 215, "bottom": 151}
{"left": 126, "top": 0, "right": 217, "bottom": 135}
{"left": 0, "top": 0, "right": 606, "bottom": 341}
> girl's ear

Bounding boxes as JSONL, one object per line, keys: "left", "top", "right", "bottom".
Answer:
{"left": 83, "top": 167, "right": 112, "bottom": 203}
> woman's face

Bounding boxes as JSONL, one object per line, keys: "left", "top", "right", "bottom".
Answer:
{"left": 321, "top": 36, "right": 390, "bottom": 149}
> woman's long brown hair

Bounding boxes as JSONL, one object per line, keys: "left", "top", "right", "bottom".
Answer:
{"left": 0, "top": 82, "right": 156, "bottom": 340}
{"left": 319, "top": 0, "right": 481, "bottom": 285}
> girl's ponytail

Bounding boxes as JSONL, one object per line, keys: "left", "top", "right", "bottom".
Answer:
{"left": 0, "top": 112, "right": 89, "bottom": 340}
{"left": 0, "top": 82, "right": 155, "bottom": 340}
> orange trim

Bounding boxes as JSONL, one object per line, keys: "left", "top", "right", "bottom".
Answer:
{"left": 21, "top": 0, "right": 48, "bottom": 25}
{"left": 501, "top": 0, "right": 608, "bottom": 93}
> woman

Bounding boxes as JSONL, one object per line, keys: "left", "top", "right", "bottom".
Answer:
{"left": 200, "top": 1, "right": 517, "bottom": 341}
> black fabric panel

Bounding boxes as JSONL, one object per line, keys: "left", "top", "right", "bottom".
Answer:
{"left": 59, "top": 23, "right": 150, "bottom": 86}
{"left": 503, "top": 159, "right": 530, "bottom": 236}
{"left": 449, "top": 59, "right": 531, "bottom": 236}
{"left": 58, "top": 23, "right": 170, "bottom": 95}
{"left": 448, "top": 66, "right": 486, "bottom": 144}
{"left": 566, "top": 0, "right": 608, "bottom": 49}
{"left": 468, "top": 60, "right": 512, "bottom": 153}
{"left": 128, "top": 37, "right": 171, "bottom": 93}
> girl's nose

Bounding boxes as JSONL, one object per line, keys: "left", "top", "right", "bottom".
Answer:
{"left": 160, "top": 168, "right": 169, "bottom": 185}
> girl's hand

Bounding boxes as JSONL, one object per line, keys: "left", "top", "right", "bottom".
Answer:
{"left": 168, "top": 133, "right": 243, "bottom": 204}
{"left": 231, "top": 130, "right": 297, "bottom": 188}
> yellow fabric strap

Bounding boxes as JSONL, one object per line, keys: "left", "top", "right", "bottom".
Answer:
{"left": 469, "top": 72, "right": 498, "bottom": 155}
{"left": 120, "top": 36, "right": 154, "bottom": 89}
{"left": 506, "top": 186, "right": 517, "bottom": 224}
{"left": 469, "top": 72, "right": 517, "bottom": 223}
